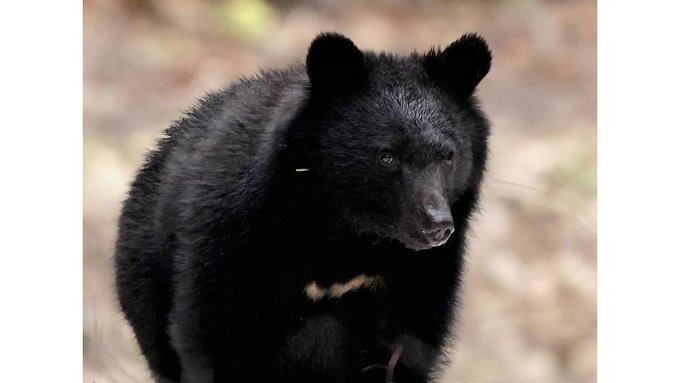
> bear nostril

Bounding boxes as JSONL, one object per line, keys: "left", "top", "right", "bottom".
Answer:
{"left": 422, "top": 223, "right": 454, "bottom": 244}
{"left": 435, "top": 228, "right": 450, "bottom": 240}
{"left": 428, "top": 220, "right": 454, "bottom": 234}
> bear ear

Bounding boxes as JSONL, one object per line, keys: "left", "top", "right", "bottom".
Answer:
{"left": 423, "top": 33, "right": 492, "bottom": 99}
{"left": 306, "top": 33, "right": 367, "bottom": 97}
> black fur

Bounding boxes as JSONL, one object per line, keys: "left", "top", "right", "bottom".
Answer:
{"left": 115, "top": 32, "right": 492, "bottom": 383}
{"left": 424, "top": 33, "right": 492, "bottom": 99}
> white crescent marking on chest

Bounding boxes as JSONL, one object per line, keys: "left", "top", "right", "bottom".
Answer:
{"left": 304, "top": 274, "right": 385, "bottom": 301}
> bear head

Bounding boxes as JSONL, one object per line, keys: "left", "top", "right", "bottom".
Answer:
{"left": 297, "top": 32, "right": 491, "bottom": 251}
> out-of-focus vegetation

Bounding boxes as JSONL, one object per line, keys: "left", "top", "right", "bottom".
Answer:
{"left": 84, "top": 0, "right": 596, "bottom": 382}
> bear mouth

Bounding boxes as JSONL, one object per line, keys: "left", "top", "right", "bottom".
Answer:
{"left": 397, "top": 230, "right": 449, "bottom": 251}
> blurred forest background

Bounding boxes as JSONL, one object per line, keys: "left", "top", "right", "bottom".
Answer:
{"left": 84, "top": 0, "right": 596, "bottom": 382}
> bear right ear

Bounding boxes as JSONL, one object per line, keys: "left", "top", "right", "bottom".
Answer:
{"left": 424, "top": 33, "right": 492, "bottom": 99}
{"left": 306, "top": 33, "right": 367, "bottom": 97}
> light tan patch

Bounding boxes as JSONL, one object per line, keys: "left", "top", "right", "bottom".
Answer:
{"left": 304, "top": 274, "right": 385, "bottom": 301}
{"left": 304, "top": 282, "right": 326, "bottom": 301}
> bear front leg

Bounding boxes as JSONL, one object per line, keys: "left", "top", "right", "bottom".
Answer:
{"left": 166, "top": 259, "right": 218, "bottom": 383}
{"left": 167, "top": 297, "right": 215, "bottom": 382}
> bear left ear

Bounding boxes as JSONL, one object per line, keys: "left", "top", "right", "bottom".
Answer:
{"left": 306, "top": 33, "right": 367, "bottom": 97}
{"left": 424, "top": 33, "right": 492, "bottom": 99}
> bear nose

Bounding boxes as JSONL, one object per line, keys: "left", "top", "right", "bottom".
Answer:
{"left": 416, "top": 183, "right": 453, "bottom": 244}
{"left": 422, "top": 218, "right": 454, "bottom": 244}
{"left": 420, "top": 205, "right": 454, "bottom": 244}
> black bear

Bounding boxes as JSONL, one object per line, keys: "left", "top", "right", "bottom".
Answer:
{"left": 115, "top": 32, "right": 491, "bottom": 383}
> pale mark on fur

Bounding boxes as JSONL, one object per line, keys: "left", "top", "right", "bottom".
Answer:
{"left": 304, "top": 274, "right": 385, "bottom": 301}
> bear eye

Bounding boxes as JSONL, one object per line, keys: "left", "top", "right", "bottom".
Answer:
{"left": 379, "top": 151, "right": 395, "bottom": 166}
{"left": 445, "top": 151, "right": 455, "bottom": 166}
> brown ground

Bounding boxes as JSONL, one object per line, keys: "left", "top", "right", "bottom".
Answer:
{"left": 84, "top": 1, "right": 596, "bottom": 382}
